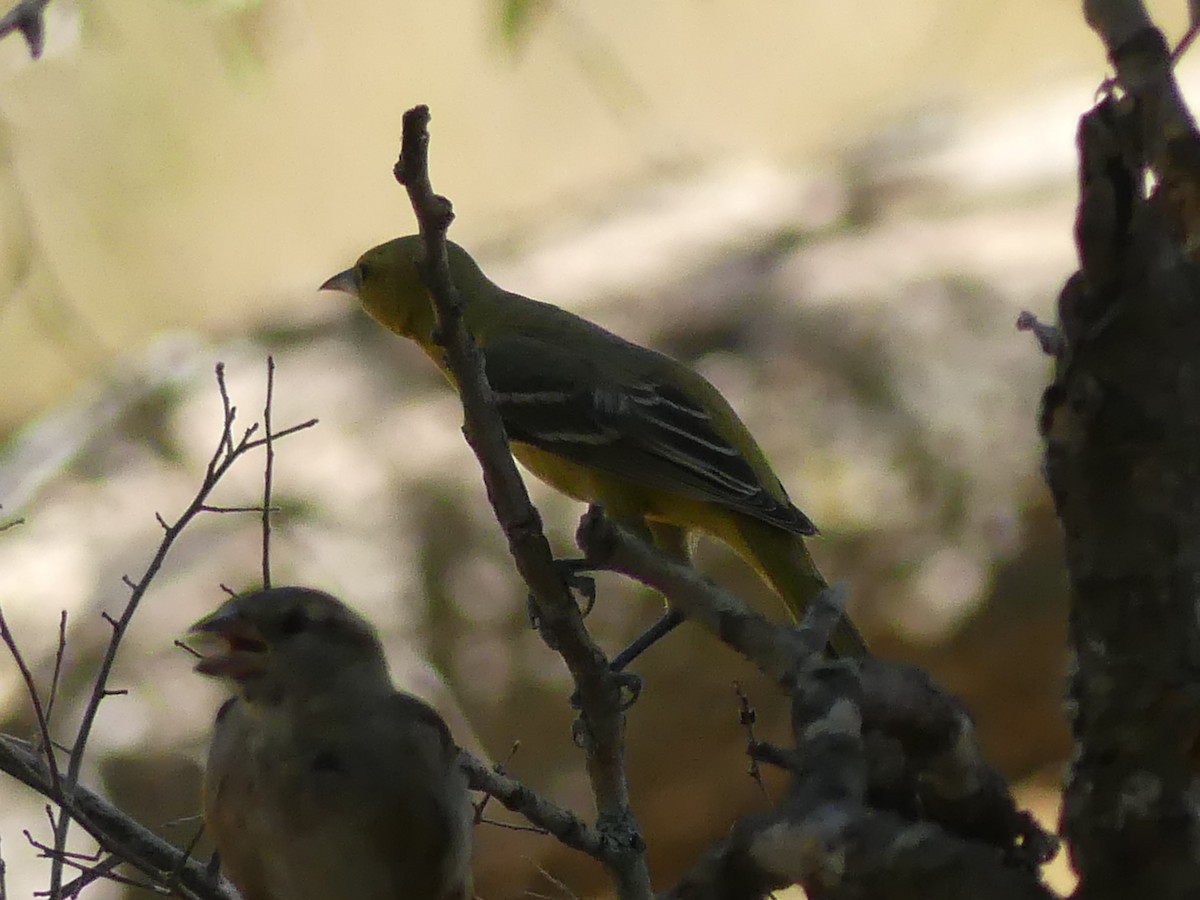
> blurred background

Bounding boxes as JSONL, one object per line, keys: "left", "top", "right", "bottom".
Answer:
{"left": 1, "top": 0, "right": 1195, "bottom": 896}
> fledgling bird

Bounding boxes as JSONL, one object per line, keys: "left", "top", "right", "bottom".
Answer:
{"left": 322, "top": 236, "right": 867, "bottom": 656}
{"left": 191, "top": 586, "right": 473, "bottom": 900}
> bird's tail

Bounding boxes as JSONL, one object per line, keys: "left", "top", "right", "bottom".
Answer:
{"left": 736, "top": 518, "right": 869, "bottom": 658}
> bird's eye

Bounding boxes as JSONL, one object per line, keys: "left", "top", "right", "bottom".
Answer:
{"left": 356, "top": 261, "right": 370, "bottom": 283}
{"left": 278, "top": 608, "right": 308, "bottom": 636}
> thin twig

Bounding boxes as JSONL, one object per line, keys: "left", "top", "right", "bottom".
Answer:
{"left": 0, "top": 0, "right": 48, "bottom": 58}
{"left": 733, "top": 682, "right": 769, "bottom": 801}
{"left": 261, "top": 355, "right": 276, "bottom": 589}
{"left": 459, "top": 750, "right": 605, "bottom": 859}
{"left": 25, "top": 830, "right": 100, "bottom": 865}
{"left": 173, "top": 640, "right": 204, "bottom": 660}
{"left": 217, "top": 366, "right": 236, "bottom": 458}
{"left": 25, "top": 835, "right": 162, "bottom": 894}
{"left": 473, "top": 740, "right": 521, "bottom": 825}
{"left": 1173, "top": 20, "right": 1200, "bottom": 63}
{"left": 43, "top": 612, "right": 67, "bottom": 729}
{"left": 56, "top": 855, "right": 123, "bottom": 899}
{"left": 478, "top": 819, "right": 549, "bottom": 835}
{"left": 51, "top": 866, "right": 154, "bottom": 896}
{"left": 0, "top": 608, "right": 61, "bottom": 794}
{"left": 531, "top": 859, "right": 584, "bottom": 900}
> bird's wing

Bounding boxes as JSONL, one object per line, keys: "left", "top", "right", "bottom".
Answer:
{"left": 203, "top": 699, "right": 279, "bottom": 900}
{"left": 482, "top": 335, "right": 815, "bottom": 534}
{"left": 365, "top": 694, "right": 473, "bottom": 900}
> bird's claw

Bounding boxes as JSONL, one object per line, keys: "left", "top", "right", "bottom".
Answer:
{"left": 568, "top": 671, "right": 643, "bottom": 720}
{"left": 614, "top": 671, "right": 642, "bottom": 709}
{"left": 523, "top": 559, "right": 597, "bottom": 629}
{"left": 554, "top": 557, "right": 597, "bottom": 616}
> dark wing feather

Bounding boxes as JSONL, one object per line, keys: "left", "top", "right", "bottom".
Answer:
{"left": 369, "top": 694, "right": 472, "bottom": 900}
{"left": 483, "top": 336, "right": 815, "bottom": 534}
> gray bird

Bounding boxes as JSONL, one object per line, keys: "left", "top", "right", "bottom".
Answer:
{"left": 191, "top": 586, "right": 473, "bottom": 900}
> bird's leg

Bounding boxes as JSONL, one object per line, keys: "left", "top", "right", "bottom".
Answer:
{"left": 527, "top": 504, "right": 667, "bottom": 626}
{"left": 609, "top": 608, "right": 686, "bottom": 672}
{"left": 608, "top": 521, "right": 691, "bottom": 672}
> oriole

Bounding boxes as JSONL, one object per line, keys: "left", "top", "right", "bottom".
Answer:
{"left": 322, "top": 237, "right": 867, "bottom": 657}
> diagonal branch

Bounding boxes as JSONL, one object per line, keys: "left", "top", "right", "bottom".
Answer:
{"left": 0, "top": 735, "right": 236, "bottom": 900}
{"left": 0, "top": 0, "right": 48, "bottom": 58}
{"left": 459, "top": 750, "right": 607, "bottom": 859}
{"left": 393, "top": 103, "right": 652, "bottom": 900}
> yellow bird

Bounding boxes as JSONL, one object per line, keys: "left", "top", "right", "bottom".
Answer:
{"left": 191, "top": 586, "right": 474, "bottom": 900}
{"left": 322, "top": 237, "right": 866, "bottom": 657}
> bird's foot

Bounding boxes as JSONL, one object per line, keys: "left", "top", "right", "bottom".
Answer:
{"left": 556, "top": 557, "right": 597, "bottom": 615}
{"left": 613, "top": 671, "right": 643, "bottom": 709}
{"left": 570, "top": 672, "right": 644, "bottom": 741}
{"left": 524, "top": 558, "right": 597, "bottom": 628}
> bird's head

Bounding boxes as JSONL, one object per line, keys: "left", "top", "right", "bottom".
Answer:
{"left": 190, "top": 587, "right": 391, "bottom": 704}
{"left": 321, "top": 235, "right": 484, "bottom": 344}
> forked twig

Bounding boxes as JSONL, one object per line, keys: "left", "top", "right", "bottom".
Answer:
{"left": 33, "top": 359, "right": 315, "bottom": 897}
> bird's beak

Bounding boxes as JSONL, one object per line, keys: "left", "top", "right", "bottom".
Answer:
{"left": 319, "top": 266, "right": 361, "bottom": 297}
{"left": 189, "top": 604, "right": 270, "bottom": 680}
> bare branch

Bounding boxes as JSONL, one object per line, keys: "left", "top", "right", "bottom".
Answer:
{"left": 1085, "top": 1, "right": 1200, "bottom": 256}
{"left": 662, "top": 661, "right": 1059, "bottom": 900}
{"left": 459, "top": 750, "right": 606, "bottom": 860}
{"left": 173, "top": 639, "right": 203, "bottom": 661}
{"left": 1041, "top": 11, "right": 1200, "bottom": 892}
{"left": 43, "top": 612, "right": 67, "bottom": 729}
{"left": 248, "top": 418, "right": 317, "bottom": 444}
{"left": 732, "top": 683, "right": 769, "bottom": 800}
{"left": 261, "top": 355, "right": 276, "bottom": 588}
{"left": 0, "top": 607, "right": 61, "bottom": 795}
{"left": 55, "top": 856, "right": 123, "bottom": 899}
{"left": 394, "top": 104, "right": 652, "bottom": 900}
{"left": 0, "top": 0, "right": 48, "bottom": 58}
{"left": 577, "top": 507, "right": 820, "bottom": 682}
{"left": 0, "top": 735, "right": 235, "bottom": 900}
{"left": 1016, "top": 310, "right": 1065, "bottom": 357}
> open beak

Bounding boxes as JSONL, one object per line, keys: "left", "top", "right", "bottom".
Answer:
{"left": 189, "top": 604, "right": 270, "bottom": 680}
{"left": 319, "top": 266, "right": 361, "bottom": 297}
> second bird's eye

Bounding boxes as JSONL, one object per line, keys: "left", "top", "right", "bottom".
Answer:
{"left": 277, "top": 608, "right": 307, "bottom": 636}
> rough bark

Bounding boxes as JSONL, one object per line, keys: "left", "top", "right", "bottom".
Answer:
{"left": 1044, "top": 31, "right": 1200, "bottom": 897}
